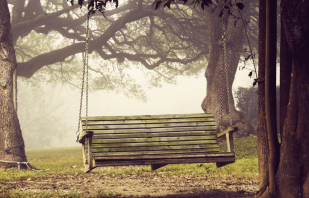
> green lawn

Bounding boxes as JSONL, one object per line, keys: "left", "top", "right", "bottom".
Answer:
{"left": 0, "top": 136, "right": 258, "bottom": 181}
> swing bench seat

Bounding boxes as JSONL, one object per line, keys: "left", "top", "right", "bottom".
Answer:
{"left": 78, "top": 113, "right": 238, "bottom": 173}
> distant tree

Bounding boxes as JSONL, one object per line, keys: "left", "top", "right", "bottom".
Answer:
{"left": 17, "top": 82, "right": 72, "bottom": 150}
{"left": 234, "top": 85, "right": 280, "bottom": 133}
{"left": 234, "top": 86, "right": 258, "bottom": 131}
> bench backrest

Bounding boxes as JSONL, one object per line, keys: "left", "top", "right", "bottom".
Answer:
{"left": 81, "top": 113, "right": 219, "bottom": 158}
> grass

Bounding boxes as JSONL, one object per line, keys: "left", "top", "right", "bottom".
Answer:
{"left": 0, "top": 136, "right": 258, "bottom": 197}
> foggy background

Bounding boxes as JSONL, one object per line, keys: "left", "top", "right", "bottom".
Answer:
{"left": 8, "top": 0, "right": 280, "bottom": 151}
{"left": 18, "top": 65, "right": 255, "bottom": 151}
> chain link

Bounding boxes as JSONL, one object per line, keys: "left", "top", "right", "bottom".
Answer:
{"left": 76, "top": 16, "right": 90, "bottom": 143}
{"left": 220, "top": 3, "right": 233, "bottom": 129}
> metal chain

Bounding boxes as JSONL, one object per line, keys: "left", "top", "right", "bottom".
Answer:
{"left": 76, "top": 16, "right": 90, "bottom": 143}
{"left": 219, "top": 4, "right": 226, "bottom": 131}
{"left": 84, "top": 137, "right": 88, "bottom": 164}
{"left": 222, "top": 7, "right": 232, "bottom": 127}
{"left": 85, "top": 18, "right": 89, "bottom": 130}
{"left": 220, "top": 3, "right": 233, "bottom": 128}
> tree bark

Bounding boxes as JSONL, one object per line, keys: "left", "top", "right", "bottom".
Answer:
{"left": 276, "top": 0, "right": 309, "bottom": 197}
{"left": 201, "top": 3, "right": 255, "bottom": 137}
{"left": 265, "top": 0, "right": 280, "bottom": 196}
{"left": 257, "top": 0, "right": 309, "bottom": 197}
{"left": 255, "top": 0, "right": 270, "bottom": 196}
{"left": 0, "top": 0, "right": 28, "bottom": 169}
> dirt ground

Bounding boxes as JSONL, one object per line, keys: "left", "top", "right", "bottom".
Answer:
{"left": 4, "top": 166, "right": 259, "bottom": 198}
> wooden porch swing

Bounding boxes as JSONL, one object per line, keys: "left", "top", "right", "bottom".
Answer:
{"left": 76, "top": 8, "right": 238, "bottom": 173}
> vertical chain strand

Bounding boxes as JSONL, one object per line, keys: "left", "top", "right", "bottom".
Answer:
{"left": 221, "top": 3, "right": 233, "bottom": 128}
{"left": 85, "top": 18, "right": 89, "bottom": 131}
{"left": 220, "top": 4, "right": 226, "bottom": 131}
{"left": 76, "top": 16, "right": 90, "bottom": 142}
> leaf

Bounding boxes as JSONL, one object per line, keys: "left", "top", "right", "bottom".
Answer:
{"left": 202, "top": 0, "right": 209, "bottom": 7}
{"left": 88, "top": 0, "right": 94, "bottom": 11}
{"left": 236, "top": 2, "right": 245, "bottom": 10}
{"left": 253, "top": 80, "right": 257, "bottom": 87}
{"left": 201, "top": 3, "right": 205, "bottom": 10}
{"left": 164, "top": 1, "right": 172, "bottom": 9}
{"left": 245, "top": 54, "right": 252, "bottom": 61}
{"left": 68, "top": 0, "right": 74, "bottom": 6}
{"left": 248, "top": 71, "right": 252, "bottom": 78}
{"left": 155, "top": 1, "right": 163, "bottom": 10}
{"left": 113, "top": 0, "right": 119, "bottom": 8}
{"left": 206, "top": 0, "right": 213, "bottom": 5}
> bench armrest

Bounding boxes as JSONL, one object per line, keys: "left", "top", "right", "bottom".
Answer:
{"left": 217, "top": 127, "right": 238, "bottom": 139}
{"left": 79, "top": 131, "right": 94, "bottom": 143}
{"left": 217, "top": 127, "right": 238, "bottom": 153}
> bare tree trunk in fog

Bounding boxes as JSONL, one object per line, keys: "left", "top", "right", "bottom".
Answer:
{"left": 201, "top": 4, "right": 255, "bottom": 137}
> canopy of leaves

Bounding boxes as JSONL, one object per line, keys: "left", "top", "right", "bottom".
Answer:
{"left": 10, "top": 0, "right": 258, "bottom": 100}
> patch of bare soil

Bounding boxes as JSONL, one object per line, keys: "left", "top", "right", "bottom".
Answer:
{"left": 4, "top": 166, "right": 258, "bottom": 198}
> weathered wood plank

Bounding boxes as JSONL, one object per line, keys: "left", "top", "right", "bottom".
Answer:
{"left": 92, "top": 131, "right": 217, "bottom": 139}
{"left": 82, "top": 117, "right": 214, "bottom": 125}
{"left": 92, "top": 148, "right": 220, "bottom": 157}
{"left": 82, "top": 113, "right": 214, "bottom": 121}
{"left": 92, "top": 144, "right": 219, "bottom": 153}
{"left": 94, "top": 157, "right": 235, "bottom": 166}
{"left": 79, "top": 131, "right": 94, "bottom": 143}
{"left": 94, "top": 152, "right": 235, "bottom": 160}
{"left": 87, "top": 126, "right": 216, "bottom": 134}
{"left": 92, "top": 135, "right": 217, "bottom": 144}
{"left": 217, "top": 127, "right": 238, "bottom": 138}
{"left": 83, "top": 122, "right": 216, "bottom": 130}
{"left": 92, "top": 139, "right": 218, "bottom": 148}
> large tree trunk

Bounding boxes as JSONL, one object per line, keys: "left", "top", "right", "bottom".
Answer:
{"left": 201, "top": 3, "right": 255, "bottom": 137}
{"left": 276, "top": 0, "right": 309, "bottom": 197}
{"left": 255, "top": 0, "right": 270, "bottom": 196}
{"left": 257, "top": 0, "right": 309, "bottom": 197}
{"left": 0, "top": 0, "right": 28, "bottom": 169}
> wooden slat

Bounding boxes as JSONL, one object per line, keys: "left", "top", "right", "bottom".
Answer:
{"left": 92, "top": 135, "right": 217, "bottom": 144}
{"left": 95, "top": 157, "right": 235, "bottom": 167}
{"left": 92, "top": 148, "right": 220, "bottom": 157}
{"left": 94, "top": 152, "right": 234, "bottom": 160}
{"left": 92, "top": 144, "right": 219, "bottom": 153}
{"left": 92, "top": 140, "right": 218, "bottom": 148}
{"left": 87, "top": 126, "right": 216, "bottom": 134}
{"left": 92, "top": 131, "right": 217, "bottom": 139}
{"left": 217, "top": 127, "right": 238, "bottom": 138}
{"left": 83, "top": 122, "right": 216, "bottom": 130}
{"left": 82, "top": 113, "right": 214, "bottom": 121}
{"left": 82, "top": 117, "right": 214, "bottom": 125}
